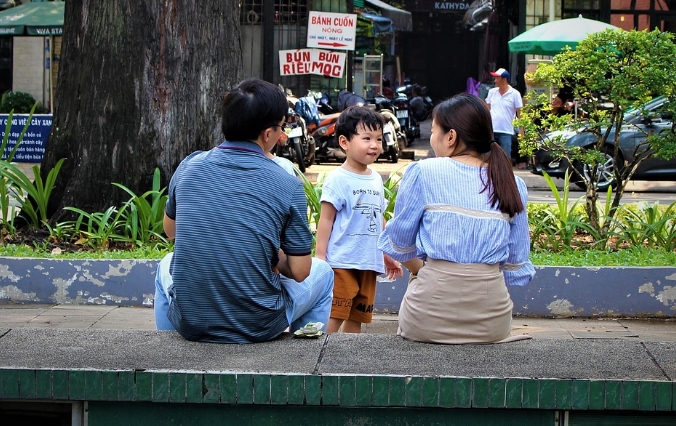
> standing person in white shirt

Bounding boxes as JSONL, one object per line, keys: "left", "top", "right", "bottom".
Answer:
{"left": 485, "top": 68, "right": 525, "bottom": 168}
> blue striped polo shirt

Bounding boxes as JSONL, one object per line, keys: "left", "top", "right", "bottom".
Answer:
{"left": 165, "top": 141, "right": 312, "bottom": 343}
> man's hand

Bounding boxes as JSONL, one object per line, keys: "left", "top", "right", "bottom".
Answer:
{"left": 383, "top": 254, "right": 404, "bottom": 280}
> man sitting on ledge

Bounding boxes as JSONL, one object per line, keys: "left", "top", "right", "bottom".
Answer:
{"left": 153, "top": 78, "right": 334, "bottom": 343}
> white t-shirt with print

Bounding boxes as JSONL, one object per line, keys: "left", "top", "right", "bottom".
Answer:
{"left": 320, "top": 167, "right": 386, "bottom": 273}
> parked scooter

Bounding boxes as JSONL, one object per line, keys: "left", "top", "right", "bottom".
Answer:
{"left": 277, "top": 86, "right": 316, "bottom": 173}
{"left": 308, "top": 90, "right": 335, "bottom": 115}
{"left": 276, "top": 108, "right": 315, "bottom": 173}
{"left": 375, "top": 96, "right": 405, "bottom": 163}
{"left": 380, "top": 111, "right": 401, "bottom": 163}
{"left": 292, "top": 93, "right": 343, "bottom": 163}
{"left": 392, "top": 93, "right": 419, "bottom": 141}
{"left": 308, "top": 113, "right": 343, "bottom": 163}
{"left": 309, "top": 89, "right": 370, "bottom": 164}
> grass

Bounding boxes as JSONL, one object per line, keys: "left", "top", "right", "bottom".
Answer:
{"left": 0, "top": 244, "right": 171, "bottom": 259}
{"left": 530, "top": 246, "right": 676, "bottom": 267}
{"left": 0, "top": 243, "right": 674, "bottom": 266}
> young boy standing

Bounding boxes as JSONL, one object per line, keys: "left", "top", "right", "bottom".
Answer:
{"left": 315, "top": 106, "right": 403, "bottom": 333}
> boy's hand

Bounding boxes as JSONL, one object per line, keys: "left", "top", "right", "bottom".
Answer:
{"left": 383, "top": 254, "right": 404, "bottom": 280}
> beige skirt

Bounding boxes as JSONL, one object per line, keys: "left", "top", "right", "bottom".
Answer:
{"left": 398, "top": 259, "right": 530, "bottom": 344}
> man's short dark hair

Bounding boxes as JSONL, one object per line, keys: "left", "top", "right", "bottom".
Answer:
{"left": 335, "top": 106, "right": 384, "bottom": 141}
{"left": 221, "top": 78, "right": 288, "bottom": 142}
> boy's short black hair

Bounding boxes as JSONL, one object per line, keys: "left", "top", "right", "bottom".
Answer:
{"left": 221, "top": 78, "right": 288, "bottom": 142}
{"left": 335, "top": 106, "right": 384, "bottom": 141}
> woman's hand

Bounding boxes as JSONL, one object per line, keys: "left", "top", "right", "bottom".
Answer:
{"left": 383, "top": 254, "right": 404, "bottom": 280}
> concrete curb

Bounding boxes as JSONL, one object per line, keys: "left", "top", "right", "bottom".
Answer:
{"left": 0, "top": 258, "right": 674, "bottom": 318}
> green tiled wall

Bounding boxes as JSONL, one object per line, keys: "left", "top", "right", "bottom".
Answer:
{"left": 87, "top": 402, "right": 556, "bottom": 426}
{"left": 0, "top": 369, "right": 674, "bottom": 412}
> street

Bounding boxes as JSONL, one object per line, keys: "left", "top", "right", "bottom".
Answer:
{"left": 303, "top": 118, "right": 676, "bottom": 206}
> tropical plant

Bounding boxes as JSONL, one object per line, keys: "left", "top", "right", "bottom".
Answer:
{"left": 298, "top": 168, "right": 324, "bottom": 234}
{"left": 113, "top": 168, "right": 169, "bottom": 246}
{"left": 515, "top": 29, "right": 676, "bottom": 236}
{"left": 616, "top": 201, "right": 676, "bottom": 251}
{"left": 0, "top": 102, "right": 45, "bottom": 231}
{"left": 0, "top": 110, "right": 30, "bottom": 232}
{"left": 0, "top": 158, "right": 65, "bottom": 229}
{"left": 62, "top": 205, "right": 129, "bottom": 249}
{"left": 530, "top": 170, "right": 588, "bottom": 250}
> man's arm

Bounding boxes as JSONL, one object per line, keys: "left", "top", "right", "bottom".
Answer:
{"left": 276, "top": 250, "right": 311, "bottom": 282}
{"left": 163, "top": 213, "right": 176, "bottom": 240}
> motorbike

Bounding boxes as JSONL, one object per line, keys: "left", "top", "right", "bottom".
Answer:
{"left": 392, "top": 93, "right": 419, "bottom": 141}
{"left": 375, "top": 96, "right": 406, "bottom": 163}
{"left": 308, "top": 112, "right": 343, "bottom": 163}
{"left": 308, "top": 90, "right": 335, "bottom": 115}
{"left": 379, "top": 110, "right": 401, "bottom": 163}
{"left": 307, "top": 89, "right": 369, "bottom": 164}
{"left": 277, "top": 87, "right": 316, "bottom": 173}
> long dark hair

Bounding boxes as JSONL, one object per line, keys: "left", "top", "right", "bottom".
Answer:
{"left": 432, "top": 93, "right": 524, "bottom": 217}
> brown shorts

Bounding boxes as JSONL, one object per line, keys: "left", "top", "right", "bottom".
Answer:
{"left": 330, "top": 268, "right": 377, "bottom": 324}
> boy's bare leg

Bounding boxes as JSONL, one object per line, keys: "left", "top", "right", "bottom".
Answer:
{"left": 341, "top": 319, "right": 362, "bottom": 333}
{"left": 326, "top": 317, "right": 344, "bottom": 333}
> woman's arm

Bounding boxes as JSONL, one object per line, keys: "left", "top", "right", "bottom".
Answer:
{"left": 504, "top": 179, "right": 535, "bottom": 286}
{"left": 377, "top": 164, "right": 425, "bottom": 262}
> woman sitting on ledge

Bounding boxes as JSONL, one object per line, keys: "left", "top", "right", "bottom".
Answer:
{"left": 377, "top": 94, "right": 535, "bottom": 344}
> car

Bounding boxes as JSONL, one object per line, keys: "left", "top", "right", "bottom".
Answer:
{"left": 532, "top": 96, "right": 676, "bottom": 189}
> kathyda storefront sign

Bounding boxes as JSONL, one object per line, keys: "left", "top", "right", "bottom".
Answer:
{"left": 406, "top": 0, "right": 473, "bottom": 11}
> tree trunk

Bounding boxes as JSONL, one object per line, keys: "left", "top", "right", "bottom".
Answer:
{"left": 42, "top": 0, "right": 242, "bottom": 222}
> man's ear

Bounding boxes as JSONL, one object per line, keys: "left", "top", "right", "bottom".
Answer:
{"left": 261, "top": 127, "right": 273, "bottom": 142}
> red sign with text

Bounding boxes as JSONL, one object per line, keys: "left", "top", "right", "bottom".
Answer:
{"left": 279, "top": 49, "right": 346, "bottom": 78}
{"left": 306, "top": 11, "right": 356, "bottom": 51}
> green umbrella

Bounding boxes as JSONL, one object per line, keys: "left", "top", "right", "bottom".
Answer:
{"left": 508, "top": 15, "right": 620, "bottom": 56}
{"left": 0, "top": 1, "right": 64, "bottom": 36}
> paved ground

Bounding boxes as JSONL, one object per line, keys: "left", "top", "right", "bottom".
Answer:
{"left": 4, "top": 120, "right": 676, "bottom": 342}
{"left": 1, "top": 304, "right": 675, "bottom": 342}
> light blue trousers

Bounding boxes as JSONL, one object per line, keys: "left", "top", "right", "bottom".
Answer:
{"left": 153, "top": 253, "right": 334, "bottom": 334}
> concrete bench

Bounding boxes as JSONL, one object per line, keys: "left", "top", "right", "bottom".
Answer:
{"left": 1, "top": 258, "right": 675, "bottom": 318}
{"left": 0, "top": 328, "right": 674, "bottom": 425}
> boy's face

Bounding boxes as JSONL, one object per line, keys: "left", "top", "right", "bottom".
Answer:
{"left": 338, "top": 122, "right": 382, "bottom": 168}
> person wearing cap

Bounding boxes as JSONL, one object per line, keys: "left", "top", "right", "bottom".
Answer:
{"left": 485, "top": 68, "right": 525, "bottom": 168}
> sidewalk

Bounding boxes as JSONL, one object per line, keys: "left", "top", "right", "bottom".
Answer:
{"left": 1, "top": 304, "right": 675, "bottom": 342}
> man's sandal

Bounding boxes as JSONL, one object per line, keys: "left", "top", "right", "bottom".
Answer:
{"left": 293, "top": 322, "right": 325, "bottom": 338}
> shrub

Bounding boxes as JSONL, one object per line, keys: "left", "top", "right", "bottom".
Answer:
{"left": 0, "top": 91, "right": 45, "bottom": 114}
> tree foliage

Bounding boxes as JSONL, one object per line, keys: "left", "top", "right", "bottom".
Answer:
{"left": 515, "top": 29, "right": 676, "bottom": 236}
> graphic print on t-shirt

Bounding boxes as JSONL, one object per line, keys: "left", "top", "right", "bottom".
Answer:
{"left": 352, "top": 199, "right": 382, "bottom": 233}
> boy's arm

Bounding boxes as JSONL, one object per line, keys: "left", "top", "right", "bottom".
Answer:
{"left": 315, "top": 202, "right": 337, "bottom": 261}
